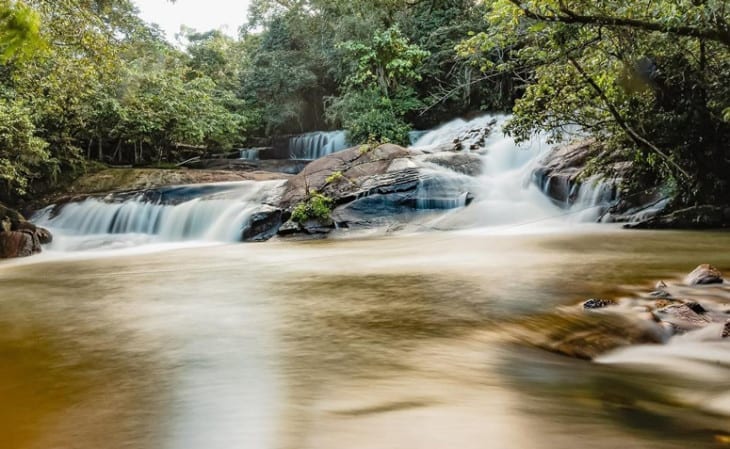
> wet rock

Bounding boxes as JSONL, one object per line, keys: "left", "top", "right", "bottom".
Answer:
{"left": 655, "top": 280, "right": 667, "bottom": 290}
{"left": 0, "top": 204, "right": 50, "bottom": 258}
{"left": 277, "top": 220, "right": 301, "bottom": 236}
{"left": 626, "top": 205, "right": 730, "bottom": 230}
{"left": 422, "top": 152, "right": 483, "bottom": 176}
{"left": 583, "top": 298, "right": 618, "bottom": 310}
{"left": 685, "top": 264, "right": 724, "bottom": 286}
{"left": 241, "top": 206, "right": 284, "bottom": 242}
{"left": 683, "top": 301, "right": 707, "bottom": 314}
{"left": 0, "top": 230, "right": 40, "bottom": 258}
{"left": 723, "top": 321, "right": 730, "bottom": 339}
{"left": 516, "top": 311, "right": 664, "bottom": 360}
{"left": 654, "top": 303, "right": 712, "bottom": 332}
{"left": 649, "top": 290, "right": 672, "bottom": 298}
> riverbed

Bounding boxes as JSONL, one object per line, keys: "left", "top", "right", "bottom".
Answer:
{"left": 1, "top": 228, "right": 729, "bottom": 449}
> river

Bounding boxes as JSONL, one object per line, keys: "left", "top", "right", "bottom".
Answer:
{"left": 1, "top": 228, "right": 729, "bottom": 449}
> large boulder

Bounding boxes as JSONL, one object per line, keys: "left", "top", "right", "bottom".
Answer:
{"left": 532, "top": 140, "right": 595, "bottom": 206}
{"left": 0, "top": 204, "right": 51, "bottom": 258}
{"left": 277, "top": 144, "right": 477, "bottom": 235}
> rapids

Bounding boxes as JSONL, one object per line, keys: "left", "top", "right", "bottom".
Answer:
{"left": 34, "top": 115, "right": 615, "bottom": 252}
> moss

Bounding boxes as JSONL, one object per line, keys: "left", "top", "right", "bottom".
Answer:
{"left": 325, "top": 170, "right": 345, "bottom": 184}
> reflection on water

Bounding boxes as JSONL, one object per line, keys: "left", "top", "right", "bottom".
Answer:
{"left": 0, "top": 229, "right": 729, "bottom": 449}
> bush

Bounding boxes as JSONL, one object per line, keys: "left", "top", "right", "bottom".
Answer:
{"left": 291, "top": 192, "right": 333, "bottom": 223}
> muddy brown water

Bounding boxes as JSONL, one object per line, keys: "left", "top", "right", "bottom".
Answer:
{"left": 1, "top": 228, "right": 729, "bottom": 449}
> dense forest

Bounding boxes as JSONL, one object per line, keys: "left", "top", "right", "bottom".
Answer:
{"left": 0, "top": 0, "right": 728, "bottom": 209}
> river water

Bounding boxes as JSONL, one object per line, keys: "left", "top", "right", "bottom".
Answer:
{"left": 1, "top": 228, "right": 729, "bottom": 449}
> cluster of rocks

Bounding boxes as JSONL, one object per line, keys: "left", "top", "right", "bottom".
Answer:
{"left": 538, "top": 264, "right": 729, "bottom": 360}
{"left": 239, "top": 142, "right": 481, "bottom": 240}
{"left": 0, "top": 204, "right": 52, "bottom": 259}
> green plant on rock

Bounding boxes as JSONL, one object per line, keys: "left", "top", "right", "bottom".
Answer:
{"left": 325, "top": 170, "right": 344, "bottom": 184}
{"left": 291, "top": 192, "right": 333, "bottom": 224}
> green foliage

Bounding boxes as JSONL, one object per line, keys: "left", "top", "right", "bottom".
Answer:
{"left": 0, "top": 99, "right": 51, "bottom": 200}
{"left": 461, "top": 0, "right": 730, "bottom": 205}
{"left": 325, "top": 170, "right": 344, "bottom": 184}
{"left": 291, "top": 192, "right": 333, "bottom": 223}
{"left": 0, "top": 0, "right": 44, "bottom": 61}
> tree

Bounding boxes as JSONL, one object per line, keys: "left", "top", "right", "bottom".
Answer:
{"left": 459, "top": 0, "right": 730, "bottom": 205}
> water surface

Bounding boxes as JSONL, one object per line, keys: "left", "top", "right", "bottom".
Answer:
{"left": 1, "top": 229, "right": 729, "bottom": 449}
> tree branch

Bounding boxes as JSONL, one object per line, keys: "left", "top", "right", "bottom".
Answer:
{"left": 507, "top": 0, "right": 730, "bottom": 46}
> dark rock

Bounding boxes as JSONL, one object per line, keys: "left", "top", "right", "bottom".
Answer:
{"left": 626, "top": 205, "right": 730, "bottom": 230}
{"left": 685, "top": 264, "right": 724, "bottom": 286}
{"left": 683, "top": 301, "right": 707, "bottom": 314}
{"left": 723, "top": 321, "right": 730, "bottom": 338}
{"left": 277, "top": 220, "right": 301, "bottom": 236}
{"left": 300, "top": 217, "right": 335, "bottom": 234}
{"left": 241, "top": 206, "right": 284, "bottom": 242}
{"left": 649, "top": 290, "right": 672, "bottom": 298}
{"left": 583, "top": 298, "right": 618, "bottom": 309}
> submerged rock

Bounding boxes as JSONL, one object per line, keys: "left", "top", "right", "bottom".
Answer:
{"left": 654, "top": 303, "right": 712, "bottom": 332}
{"left": 626, "top": 205, "right": 730, "bottom": 230}
{"left": 514, "top": 311, "right": 664, "bottom": 360}
{"left": 583, "top": 298, "right": 618, "bottom": 309}
{"left": 685, "top": 264, "right": 724, "bottom": 286}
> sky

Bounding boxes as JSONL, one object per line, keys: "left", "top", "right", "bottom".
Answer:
{"left": 133, "top": 0, "right": 251, "bottom": 40}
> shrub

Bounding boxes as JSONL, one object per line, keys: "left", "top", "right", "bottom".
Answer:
{"left": 291, "top": 192, "right": 333, "bottom": 223}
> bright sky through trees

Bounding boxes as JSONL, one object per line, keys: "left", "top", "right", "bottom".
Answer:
{"left": 133, "top": 0, "right": 250, "bottom": 39}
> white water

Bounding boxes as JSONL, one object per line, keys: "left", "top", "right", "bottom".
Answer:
{"left": 289, "top": 130, "right": 349, "bottom": 160}
{"left": 410, "top": 115, "right": 612, "bottom": 228}
{"left": 34, "top": 180, "right": 285, "bottom": 252}
{"left": 31, "top": 115, "right": 615, "bottom": 253}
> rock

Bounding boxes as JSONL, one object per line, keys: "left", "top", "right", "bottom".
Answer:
{"left": 516, "top": 311, "right": 664, "bottom": 360}
{"left": 241, "top": 206, "right": 284, "bottom": 242}
{"left": 0, "top": 230, "right": 40, "bottom": 258}
{"left": 683, "top": 301, "right": 707, "bottom": 314}
{"left": 0, "top": 204, "right": 51, "bottom": 258}
{"left": 654, "top": 303, "right": 712, "bottom": 332}
{"left": 277, "top": 144, "right": 476, "bottom": 235}
{"left": 649, "top": 290, "right": 672, "bottom": 298}
{"left": 277, "top": 220, "right": 301, "bottom": 236}
{"left": 655, "top": 280, "right": 667, "bottom": 290}
{"left": 723, "top": 321, "right": 730, "bottom": 338}
{"left": 422, "top": 152, "right": 483, "bottom": 176}
{"left": 583, "top": 298, "right": 618, "bottom": 309}
{"left": 300, "top": 217, "right": 335, "bottom": 234}
{"left": 532, "top": 140, "right": 595, "bottom": 206}
{"left": 626, "top": 205, "right": 730, "bottom": 230}
{"left": 685, "top": 264, "right": 723, "bottom": 285}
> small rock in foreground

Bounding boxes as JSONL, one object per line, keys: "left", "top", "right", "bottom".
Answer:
{"left": 684, "top": 264, "right": 723, "bottom": 286}
{"left": 583, "top": 298, "right": 617, "bottom": 310}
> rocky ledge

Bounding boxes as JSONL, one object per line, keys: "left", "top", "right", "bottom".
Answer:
{"left": 0, "top": 204, "right": 52, "bottom": 259}
{"left": 514, "top": 264, "right": 729, "bottom": 360}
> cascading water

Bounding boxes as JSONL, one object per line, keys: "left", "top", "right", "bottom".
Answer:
{"left": 34, "top": 180, "right": 285, "bottom": 252}
{"left": 410, "top": 115, "right": 615, "bottom": 228}
{"left": 288, "top": 130, "right": 348, "bottom": 160}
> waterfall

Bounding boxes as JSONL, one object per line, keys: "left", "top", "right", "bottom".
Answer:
{"left": 410, "top": 115, "right": 611, "bottom": 227}
{"left": 34, "top": 180, "right": 285, "bottom": 251}
{"left": 239, "top": 149, "right": 261, "bottom": 160}
{"left": 288, "top": 131, "right": 349, "bottom": 160}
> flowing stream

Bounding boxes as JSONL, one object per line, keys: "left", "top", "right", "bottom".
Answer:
{"left": 1, "top": 230, "right": 729, "bottom": 449}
